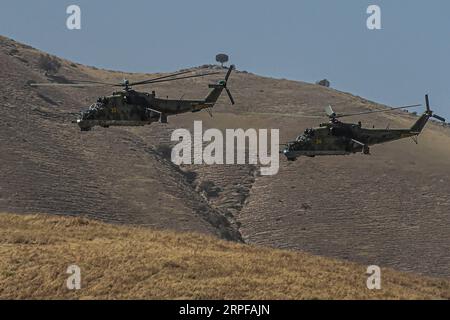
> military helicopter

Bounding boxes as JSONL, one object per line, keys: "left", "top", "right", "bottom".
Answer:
{"left": 282, "top": 95, "right": 446, "bottom": 161}
{"left": 31, "top": 66, "right": 235, "bottom": 131}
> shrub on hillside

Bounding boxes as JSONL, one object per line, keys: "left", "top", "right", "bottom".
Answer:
{"left": 154, "top": 144, "right": 172, "bottom": 160}
{"left": 316, "top": 79, "right": 330, "bottom": 88}
{"left": 38, "top": 54, "right": 61, "bottom": 74}
{"left": 197, "top": 180, "right": 222, "bottom": 198}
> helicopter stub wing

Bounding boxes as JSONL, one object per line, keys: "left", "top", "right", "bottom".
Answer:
{"left": 144, "top": 107, "right": 167, "bottom": 123}
{"left": 350, "top": 138, "right": 365, "bottom": 147}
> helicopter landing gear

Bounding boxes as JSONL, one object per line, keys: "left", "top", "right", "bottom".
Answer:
{"left": 159, "top": 113, "right": 168, "bottom": 124}
{"left": 363, "top": 145, "right": 370, "bottom": 155}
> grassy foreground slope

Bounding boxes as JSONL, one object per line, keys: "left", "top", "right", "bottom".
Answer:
{"left": 0, "top": 214, "right": 448, "bottom": 300}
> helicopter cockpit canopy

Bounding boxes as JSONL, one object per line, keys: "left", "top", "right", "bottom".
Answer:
{"left": 87, "top": 100, "right": 106, "bottom": 111}
{"left": 294, "top": 128, "right": 315, "bottom": 143}
{"left": 81, "top": 102, "right": 104, "bottom": 120}
{"left": 97, "top": 96, "right": 108, "bottom": 104}
{"left": 304, "top": 128, "right": 315, "bottom": 136}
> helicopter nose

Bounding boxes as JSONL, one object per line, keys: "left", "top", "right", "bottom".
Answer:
{"left": 78, "top": 121, "right": 92, "bottom": 132}
{"left": 282, "top": 149, "right": 298, "bottom": 161}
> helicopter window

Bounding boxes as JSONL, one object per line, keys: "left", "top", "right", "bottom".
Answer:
{"left": 94, "top": 98, "right": 107, "bottom": 106}
{"left": 297, "top": 135, "right": 307, "bottom": 142}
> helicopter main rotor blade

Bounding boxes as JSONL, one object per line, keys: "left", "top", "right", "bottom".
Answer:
{"left": 57, "top": 79, "right": 119, "bottom": 85}
{"left": 336, "top": 104, "right": 421, "bottom": 119}
{"left": 131, "top": 72, "right": 222, "bottom": 86}
{"left": 30, "top": 77, "right": 121, "bottom": 88}
{"left": 325, "top": 105, "right": 336, "bottom": 117}
{"left": 30, "top": 70, "right": 217, "bottom": 89}
{"left": 296, "top": 115, "right": 325, "bottom": 119}
{"left": 130, "top": 69, "right": 225, "bottom": 87}
{"left": 29, "top": 83, "right": 114, "bottom": 88}
{"left": 128, "top": 70, "right": 195, "bottom": 86}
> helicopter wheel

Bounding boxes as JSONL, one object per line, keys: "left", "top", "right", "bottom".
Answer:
{"left": 159, "top": 114, "right": 168, "bottom": 124}
{"left": 287, "top": 157, "right": 297, "bottom": 162}
{"left": 363, "top": 145, "right": 370, "bottom": 155}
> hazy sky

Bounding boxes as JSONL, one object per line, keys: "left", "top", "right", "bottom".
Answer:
{"left": 1, "top": 0, "right": 449, "bottom": 119}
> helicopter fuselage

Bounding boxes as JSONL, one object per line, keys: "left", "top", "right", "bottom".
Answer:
{"left": 282, "top": 95, "right": 448, "bottom": 161}
{"left": 282, "top": 121, "right": 417, "bottom": 160}
{"left": 70, "top": 67, "right": 236, "bottom": 131}
{"left": 50, "top": 65, "right": 235, "bottom": 131}
{"left": 75, "top": 90, "right": 213, "bottom": 131}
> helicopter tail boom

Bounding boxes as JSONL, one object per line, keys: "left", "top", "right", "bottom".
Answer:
{"left": 410, "top": 113, "right": 431, "bottom": 134}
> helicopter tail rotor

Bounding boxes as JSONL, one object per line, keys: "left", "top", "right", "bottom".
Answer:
{"left": 410, "top": 94, "right": 445, "bottom": 133}
{"left": 223, "top": 65, "right": 235, "bottom": 105}
{"left": 225, "top": 88, "right": 235, "bottom": 105}
{"left": 425, "top": 94, "right": 446, "bottom": 122}
{"left": 207, "top": 65, "right": 235, "bottom": 105}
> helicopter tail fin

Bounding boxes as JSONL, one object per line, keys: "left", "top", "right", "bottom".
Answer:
{"left": 205, "top": 65, "right": 235, "bottom": 105}
{"left": 410, "top": 112, "right": 431, "bottom": 134}
{"left": 410, "top": 95, "right": 445, "bottom": 133}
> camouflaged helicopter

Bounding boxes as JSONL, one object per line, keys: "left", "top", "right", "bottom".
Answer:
{"left": 31, "top": 65, "right": 235, "bottom": 131}
{"left": 282, "top": 95, "right": 446, "bottom": 161}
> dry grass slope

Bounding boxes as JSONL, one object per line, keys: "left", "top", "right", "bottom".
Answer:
{"left": 0, "top": 213, "right": 448, "bottom": 300}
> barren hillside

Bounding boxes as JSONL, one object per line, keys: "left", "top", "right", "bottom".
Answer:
{"left": 0, "top": 36, "right": 240, "bottom": 241}
{"left": 0, "top": 35, "right": 449, "bottom": 279}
